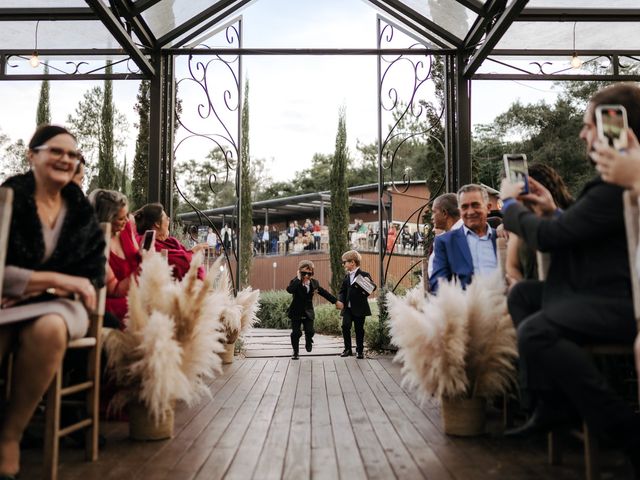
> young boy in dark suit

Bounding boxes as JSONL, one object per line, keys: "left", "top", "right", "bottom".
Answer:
{"left": 286, "top": 260, "right": 343, "bottom": 360}
{"left": 338, "top": 250, "right": 377, "bottom": 359}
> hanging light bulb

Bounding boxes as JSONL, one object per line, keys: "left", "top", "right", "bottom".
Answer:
{"left": 29, "top": 51, "right": 40, "bottom": 68}
{"left": 570, "top": 22, "right": 582, "bottom": 70}
{"left": 29, "top": 20, "right": 40, "bottom": 68}
{"left": 570, "top": 53, "right": 583, "bottom": 69}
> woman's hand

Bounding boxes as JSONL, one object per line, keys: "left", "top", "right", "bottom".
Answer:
{"left": 592, "top": 129, "right": 640, "bottom": 192}
{"left": 55, "top": 274, "right": 97, "bottom": 311}
{"left": 519, "top": 177, "right": 558, "bottom": 216}
{"left": 500, "top": 178, "right": 525, "bottom": 201}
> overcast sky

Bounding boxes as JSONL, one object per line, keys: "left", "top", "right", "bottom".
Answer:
{"left": 0, "top": 0, "right": 561, "bottom": 183}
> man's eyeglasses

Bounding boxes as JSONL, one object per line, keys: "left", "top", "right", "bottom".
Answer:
{"left": 33, "top": 145, "right": 84, "bottom": 164}
{"left": 300, "top": 271, "right": 314, "bottom": 277}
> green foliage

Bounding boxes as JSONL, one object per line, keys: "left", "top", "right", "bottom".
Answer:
{"left": 0, "top": 132, "right": 27, "bottom": 181}
{"left": 329, "top": 107, "right": 350, "bottom": 295}
{"left": 368, "top": 286, "right": 392, "bottom": 350}
{"left": 98, "top": 62, "right": 117, "bottom": 190}
{"left": 132, "top": 80, "right": 150, "bottom": 210}
{"left": 313, "top": 304, "right": 342, "bottom": 336}
{"left": 36, "top": 63, "right": 50, "bottom": 127}
{"left": 255, "top": 290, "right": 290, "bottom": 329}
{"left": 66, "top": 80, "right": 128, "bottom": 189}
{"left": 240, "top": 80, "right": 253, "bottom": 287}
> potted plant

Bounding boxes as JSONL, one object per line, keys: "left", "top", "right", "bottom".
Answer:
{"left": 210, "top": 261, "right": 260, "bottom": 364}
{"left": 104, "top": 251, "right": 229, "bottom": 440}
{"left": 387, "top": 273, "right": 518, "bottom": 436}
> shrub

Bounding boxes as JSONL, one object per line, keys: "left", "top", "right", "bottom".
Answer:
{"left": 256, "top": 290, "right": 290, "bottom": 329}
{"left": 314, "top": 304, "right": 342, "bottom": 335}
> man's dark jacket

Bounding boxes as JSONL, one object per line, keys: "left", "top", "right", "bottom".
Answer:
{"left": 503, "top": 176, "right": 631, "bottom": 305}
{"left": 286, "top": 277, "right": 337, "bottom": 320}
{"left": 338, "top": 269, "right": 376, "bottom": 317}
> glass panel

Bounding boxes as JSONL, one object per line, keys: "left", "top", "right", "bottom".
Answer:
{"left": 495, "top": 22, "right": 640, "bottom": 51}
{"left": 1, "top": 1, "right": 86, "bottom": 6}
{"left": 527, "top": 0, "right": 639, "bottom": 6}
{"left": 165, "top": 0, "right": 449, "bottom": 50}
{"left": 141, "top": 0, "right": 234, "bottom": 39}
{"left": 395, "top": 0, "right": 478, "bottom": 40}
{"left": 0, "top": 20, "right": 123, "bottom": 50}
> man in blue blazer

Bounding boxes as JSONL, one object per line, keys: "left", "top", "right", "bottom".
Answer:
{"left": 429, "top": 184, "right": 498, "bottom": 292}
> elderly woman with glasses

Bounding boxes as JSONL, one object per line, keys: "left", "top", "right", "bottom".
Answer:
{"left": 286, "top": 260, "right": 343, "bottom": 360}
{"left": 0, "top": 124, "right": 106, "bottom": 479}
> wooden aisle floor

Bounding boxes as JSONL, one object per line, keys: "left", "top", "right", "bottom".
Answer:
{"left": 20, "top": 356, "right": 635, "bottom": 480}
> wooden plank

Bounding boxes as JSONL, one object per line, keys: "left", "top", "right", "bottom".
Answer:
{"left": 310, "top": 358, "right": 338, "bottom": 480}
{"left": 193, "top": 359, "right": 278, "bottom": 480}
{"left": 253, "top": 359, "right": 300, "bottom": 479}
{"left": 334, "top": 359, "right": 395, "bottom": 480}
{"left": 356, "top": 359, "right": 453, "bottom": 480}
{"left": 323, "top": 358, "right": 367, "bottom": 480}
{"left": 282, "top": 359, "right": 312, "bottom": 479}
{"left": 133, "top": 359, "right": 248, "bottom": 476}
{"left": 344, "top": 359, "right": 424, "bottom": 479}
{"left": 168, "top": 359, "right": 266, "bottom": 476}
{"left": 224, "top": 358, "right": 289, "bottom": 479}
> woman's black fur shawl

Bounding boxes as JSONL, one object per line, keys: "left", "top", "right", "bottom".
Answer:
{"left": 2, "top": 171, "right": 106, "bottom": 288}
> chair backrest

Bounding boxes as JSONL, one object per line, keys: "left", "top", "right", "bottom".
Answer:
{"left": 496, "top": 236, "right": 508, "bottom": 280}
{"left": 0, "top": 187, "right": 14, "bottom": 298}
{"left": 622, "top": 190, "right": 640, "bottom": 327}
{"left": 536, "top": 251, "right": 551, "bottom": 281}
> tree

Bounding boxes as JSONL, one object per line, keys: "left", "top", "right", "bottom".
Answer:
{"left": 239, "top": 80, "right": 253, "bottom": 287}
{"left": 132, "top": 80, "right": 150, "bottom": 209}
{"left": 67, "top": 85, "right": 128, "bottom": 188}
{"left": 36, "top": 63, "right": 51, "bottom": 126}
{"left": 0, "top": 131, "right": 27, "bottom": 181}
{"left": 329, "top": 108, "right": 350, "bottom": 295}
{"left": 97, "top": 62, "right": 117, "bottom": 190}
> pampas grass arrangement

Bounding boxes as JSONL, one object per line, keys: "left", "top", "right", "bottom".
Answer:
{"left": 387, "top": 272, "right": 517, "bottom": 403}
{"left": 105, "top": 251, "right": 228, "bottom": 423}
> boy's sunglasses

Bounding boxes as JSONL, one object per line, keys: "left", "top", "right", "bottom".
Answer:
{"left": 300, "top": 271, "right": 314, "bottom": 277}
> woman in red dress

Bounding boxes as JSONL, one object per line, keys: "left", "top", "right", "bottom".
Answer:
{"left": 89, "top": 189, "right": 140, "bottom": 329}
{"left": 134, "top": 203, "right": 206, "bottom": 280}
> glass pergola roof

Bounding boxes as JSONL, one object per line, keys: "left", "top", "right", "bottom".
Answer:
{"left": 1, "top": 0, "right": 638, "bottom": 81}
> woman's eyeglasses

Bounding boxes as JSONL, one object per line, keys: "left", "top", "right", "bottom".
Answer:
{"left": 33, "top": 145, "right": 84, "bottom": 164}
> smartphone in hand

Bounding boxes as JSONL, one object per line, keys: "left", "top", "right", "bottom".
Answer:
{"left": 142, "top": 229, "right": 156, "bottom": 251}
{"left": 595, "top": 104, "right": 628, "bottom": 151}
{"left": 503, "top": 153, "right": 529, "bottom": 194}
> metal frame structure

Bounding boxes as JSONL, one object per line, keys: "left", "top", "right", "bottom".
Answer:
{"left": 2, "top": 1, "right": 640, "bottom": 289}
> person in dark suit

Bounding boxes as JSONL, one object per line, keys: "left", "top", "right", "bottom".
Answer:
{"left": 338, "top": 250, "right": 377, "bottom": 359}
{"left": 500, "top": 83, "right": 640, "bottom": 475}
{"left": 287, "top": 260, "right": 342, "bottom": 360}
{"left": 429, "top": 184, "right": 498, "bottom": 292}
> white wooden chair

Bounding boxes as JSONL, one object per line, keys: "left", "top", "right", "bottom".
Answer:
{"left": 43, "top": 223, "right": 111, "bottom": 480}
{"left": 0, "top": 187, "right": 13, "bottom": 301}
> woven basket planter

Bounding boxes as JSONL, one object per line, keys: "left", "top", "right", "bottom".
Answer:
{"left": 221, "top": 342, "right": 235, "bottom": 364}
{"left": 129, "top": 401, "right": 174, "bottom": 441}
{"left": 441, "top": 396, "right": 486, "bottom": 436}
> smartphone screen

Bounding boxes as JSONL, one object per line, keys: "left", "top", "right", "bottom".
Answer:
{"left": 596, "top": 104, "right": 628, "bottom": 151}
{"left": 142, "top": 230, "right": 156, "bottom": 251}
{"left": 503, "top": 154, "right": 529, "bottom": 194}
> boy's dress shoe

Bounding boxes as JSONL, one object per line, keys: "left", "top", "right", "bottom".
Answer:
{"left": 356, "top": 352, "right": 364, "bottom": 359}
{"left": 340, "top": 349, "right": 352, "bottom": 357}
{"left": 291, "top": 352, "right": 299, "bottom": 360}
{"left": 305, "top": 338, "right": 313, "bottom": 352}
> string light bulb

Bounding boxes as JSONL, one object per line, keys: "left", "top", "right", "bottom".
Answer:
{"left": 570, "top": 21, "right": 582, "bottom": 70}
{"left": 570, "top": 53, "right": 583, "bottom": 69}
{"left": 29, "top": 52, "right": 40, "bottom": 68}
{"left": 29, "top": 20, "right": 40, "bottom": 68}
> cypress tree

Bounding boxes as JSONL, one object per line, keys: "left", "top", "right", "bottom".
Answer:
{"left": 132, "top": 80, "right": 150, "bottom": 209}
{"left": 98, "top": 62, "right": 117, "bottom": 189}
{"left": 36, "top": 63, "right": 51, "bottom": 126}
{"left": 329, "top": 107, "right": 350, "bottom": 295}
{"left": 239, "top": 80, "right": 253, "bottom": 287}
